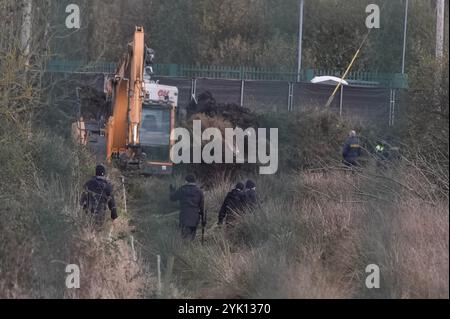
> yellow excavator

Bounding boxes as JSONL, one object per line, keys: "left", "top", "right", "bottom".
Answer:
{"left": 74, "top": 26, "right": 178, "bottom": 174}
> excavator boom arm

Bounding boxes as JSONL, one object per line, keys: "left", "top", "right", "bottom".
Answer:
{"left": 104, "top": 26, "right": 178, "bottom": 174}
{"left": 106, "top": 27, "right": 145, "bottom": 160}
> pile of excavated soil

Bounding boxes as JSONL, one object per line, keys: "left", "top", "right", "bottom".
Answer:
{"left": 180, "top": 91, "right": 260, "bottom": 183}
{"left": 186, "top": 91, "right": 259, "bottom": 129}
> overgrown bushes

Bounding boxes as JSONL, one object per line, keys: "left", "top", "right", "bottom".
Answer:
{"left": 128, "top": 102, "right": 448, "bottom": 299}
{"left": 0, "top": 117, "right": 152, "bottom": 298}
{"left": 130, "top": 155, "right": 448, "bottom": 298}
{"left": 257, "top": 108, "right": 353, "bottom": 170}
{"left": 0, "top": 121, "right": 78, "bottom": 297}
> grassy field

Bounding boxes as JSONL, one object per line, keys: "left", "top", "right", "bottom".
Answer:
{"left": 128, "top": 158, "right": 449, "bottom": 299}
{"left": 1, "top": 108, "right": 447, "bottom": 299}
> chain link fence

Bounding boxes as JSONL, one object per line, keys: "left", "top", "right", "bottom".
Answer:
{"left": 45, "top": 60, "right": 402, "bottom": 127}
{"left": 47, "top": 72, "right": 397, "bottom": 128}
{"left": 154, "top": 76, "right": 396, "bottom": 127}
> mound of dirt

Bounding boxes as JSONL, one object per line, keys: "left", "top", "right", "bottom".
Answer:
{"left": 187, "top": 91, "right": 258, "bottom": 129}
{"left": 179, "top": 92, "right": 260, "bottom": 183}
{"left": 79, "top": 86, "right": 109, "bottom": 121}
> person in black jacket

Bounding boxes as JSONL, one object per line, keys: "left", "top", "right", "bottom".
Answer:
{"left": 218, "top": 183, "right": 247, "bottom": 226}
{"left": 170, "top": 175, "right": 205, "bottom": 241}
{"left": 244, "top": 180, "right": 258, "bottom": 209}
{"left": 342, "top": 130, "right": 362, "bottom": 167}
{"left": 80, "top": 165, "right": 118, "bottom": 227}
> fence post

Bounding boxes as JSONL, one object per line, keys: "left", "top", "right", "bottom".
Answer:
{"left": 287, "top": 82, "right": 294, "bottom": 111}
{"left": 287, "top": 83, "right": 290, "bottom": 111}
{"left": 392, "top": 89, "right": 396, "bottom": 126}
{"left": 240, "top": 80, "right": 245, "bottom": 107}
{"left": 191, "top": 78, "right": 197, "bottom": 102}
{"left": 339, "top": 85, "right": 344, "bottom": 117}
{"left": 291, "top": 83, "right": 295, "bottom": 111}
{"left": 389, "top": 89, "right": 396, "bottom": 127}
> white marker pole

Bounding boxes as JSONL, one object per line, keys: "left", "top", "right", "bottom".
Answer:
{"left": 157, "top": 255, "right": 162, "bottom": 296}
{"left": 130, "top": 236, "right": 137, "bottom": 261}
{"left": 121, "top": 176, "right": 127, "bottom": 215}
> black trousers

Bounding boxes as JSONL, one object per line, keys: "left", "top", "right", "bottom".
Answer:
{"left": 181, "top": 226, "right": 197, "bottom": 241}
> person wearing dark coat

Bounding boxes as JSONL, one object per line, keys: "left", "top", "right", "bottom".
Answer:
{"left": 170, "top": 175, "right": 205, "bottom": 241}
{"left": 218, "top": 183, "right": 247, "bottom": 226}
{"left": 244, "top": 180, "right": 258, "bottom": 209}
{"left": 342, "top": 130, "right": 362, "bottom": 167}
{"left": 80, "top": 164, "right": 118, "bottom": 226}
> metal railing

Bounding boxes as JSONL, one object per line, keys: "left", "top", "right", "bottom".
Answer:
{"left": 45, "top": 59, "right": 408, "bottom": 89}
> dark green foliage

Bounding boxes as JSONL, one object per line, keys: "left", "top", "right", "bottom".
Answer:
{"left": 0, "top": 120, "right": 82, "bottom": 297}
{"left": 257, "top": 109, "right": 355, "bottom": 169}
{"left": 52, "top": 0, "right": 449, "bottom": 72}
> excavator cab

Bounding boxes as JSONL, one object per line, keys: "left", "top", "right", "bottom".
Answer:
{"left": 139, "top": 105, "right": 172, "bottom": 171}
{"left": 106, "top": 76, "right": 178, "bottom": 175}
{"left": 136, "top": 82, "right": 178, "bottom": 174}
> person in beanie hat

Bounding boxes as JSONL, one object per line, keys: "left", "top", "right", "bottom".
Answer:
{"left": 170, "top": 175, "right": 205, "bottom": 241}
{"left": 218, "top": 182, "right": 247, "bottom": 226}
{"left": 80, "top": 164, "right": 118, "bottom": 227}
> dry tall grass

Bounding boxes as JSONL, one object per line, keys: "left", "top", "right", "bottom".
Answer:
{"left": 390, "top": 196, "right": 448, "bottom": 298}
{"left": 130, "top": 155, "right": 448, "bottom": 299}
{"left": 0, "top": 128, "right": 152, "bottom": 298}
{"left": 65, "top": 218, "right": 150, "bottom": 299}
